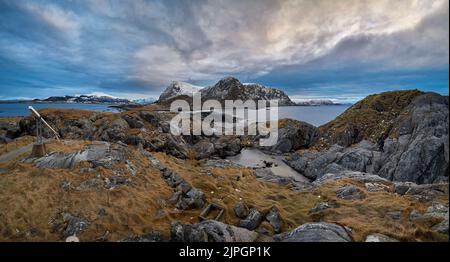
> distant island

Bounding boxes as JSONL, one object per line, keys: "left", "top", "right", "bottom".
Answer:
{"left": 0, "top": 94, "right": 132, "bottom": 104}
{"left": 1, "top": 80, "right": 347, "bottom": 107}
{"left": 295, "top": 99, "right": 345, "bottom": 106}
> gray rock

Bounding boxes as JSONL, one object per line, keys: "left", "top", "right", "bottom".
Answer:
{"left": 170, "top": 220, "right": 259, "bottom": 242}
{"left": 234, "top": 202, "right": 249, "bottom": 219}
{"left": 263, "top": 119, "right": 318, "bottom": 153}
{"left": 394, "top": 182, "right": 449, "bottom": 200}
{"left": 126, "top": 160, "right": 137, "bottom": 176}
{"left": 59, "top": 180, "right": 71, "bottom": 191}
{"left": 334, "top": 185, "right": 364, "bottom": 200}
{"left": 176, "top": 187, "right": 205, "bottom": 210}
{"left": 5, "top": 126, "right": 21, "bottom": 139}
{"left": 122, "top": 115, "right": 144, "bottom": 129}
{"left": 31, "top": 142, "right": 129, "bottom": 169}
{"left": 365, "top": 182, "right": 391, "bottom": 192}
{"left": 314, "top": 171, "right": 389, "bottom": 185}
{"left": 104, "top": 176, "right": 129, "bottom": 189}
{"left": 193, "top": 141, "right": 215, "bottom": 159}
{"left": 409, "top": 210, "right": 424, "bottom": 221}
{"left": 386, "top": 211, "right": 402, "bottom": 220}
{"left": 213, "top": 137, "right": 241, "bottom": 157}
{"left": 432, "top": 219, "right": 449, "bottom": 235}
{"left": 309, "top": 202, "right": 339, "bottom": 213}
{"left": 238, "top": 208, "right": 263, "bottom": 230}
{"left": 253, "top": 168, "right": 293, "bottom": 186}
{"left": 423, "top": 202, "right": 448, "bottom": 220}
{"left": 168, "top": 191, "right": 182, "bottom": 205}
{"left": 139, "top": 111, "right": 160, "bottom": 126}
{"left": 62, "top": 213, "right": 89, "bottom": 237}
{"left": 365, "top": 233, "right": 399, "bottom": 242}
{"left": 266, "top": 207, "right": 282, "bottom": 233}
{"left": 274, "top": 222, "right": 352, "bottom": 242}
{"left": 120, "top": 231, "right": 163, "bottom": 242}
{"left": 376, "top": 93, "right": 449, "bottom": 184}
{"left": 77, "top": 178, "right": 103, "bottom": 189}
{"left": 177, "top": 181, "right": 192, "bottom": 194}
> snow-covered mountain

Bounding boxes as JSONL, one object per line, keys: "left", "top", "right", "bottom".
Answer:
{"left": 158, "top": 81, "right": 203, "bottom": 102}
{"left": 200, "top": 77, "right": 296, "bottom": 106}
{"left": 295, "top": 99, "right": 342, "bottom": 106}
{"left": 33, "top": 95, "right": 131, "bottom": 104}
{"left": 133, "top": 97, "right": 156, "bottom": 104}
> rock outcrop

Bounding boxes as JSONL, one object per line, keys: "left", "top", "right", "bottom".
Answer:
{"left": 158, "top": 81, "right": 202, "bottom": 102}
{"left": 260, "top": 119, "right": 318, "bottom": 153}
{"left": 285, "top": 92, "right": 449, "bottom": 184}
{"left": 274, "top": 222, "right": 352, "bottom": 242}
{"left": 170, "top": 220, "right": 259, "bottom": 242}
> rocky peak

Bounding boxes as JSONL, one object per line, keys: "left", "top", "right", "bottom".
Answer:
{"left": 200, "top": 76, "right": 295, "bottom": 106}
{"left": 158, "top": 81, "right": 202, "bottom": 102}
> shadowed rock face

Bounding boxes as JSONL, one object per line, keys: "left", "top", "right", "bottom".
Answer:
{"left": 285, "top": 92, "right": 449, "bottom": 184}
{"left": 274, "top": 222, "right": 352, "bottom": 242}
{"left": 375, "top": 93, "right": 449, "bottom": 184}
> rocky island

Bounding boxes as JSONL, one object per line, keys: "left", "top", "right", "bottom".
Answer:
{"left": 0, "top": 77, "right": 448, "bottom": 242}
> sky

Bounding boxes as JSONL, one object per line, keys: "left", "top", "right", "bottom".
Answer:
{"left": 0, "top": 0, "right": 448, "bottom": 102}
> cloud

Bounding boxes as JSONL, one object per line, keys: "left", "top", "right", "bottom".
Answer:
{"left": 0, "top": 0, "right": 448, "bottom": 100}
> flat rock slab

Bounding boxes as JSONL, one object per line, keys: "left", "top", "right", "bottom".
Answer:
{"left": 274, "top": 222, "right": 352, "bottom": 242}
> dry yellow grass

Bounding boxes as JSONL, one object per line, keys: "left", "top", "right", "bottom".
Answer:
{"left": 0, "top": 142, "right": 447, "bottom": 242}
{"left": 0, "top": 136, "right": 34, "bottom": 155}
{"left": 154, "top": 153, "right": 448, "bottom": 242}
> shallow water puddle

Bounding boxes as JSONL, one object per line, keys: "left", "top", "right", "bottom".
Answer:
{"left": 227, "top": 148, "right": 308, "bottom": 182}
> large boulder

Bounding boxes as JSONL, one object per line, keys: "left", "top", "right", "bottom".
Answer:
{"left": 170, "top": 220, "right": 259, "bottom": 242}
{"left": 274, "top": 222, "right": 352, "bottom": 242}
{"left": 262, "top": 119, "right": 318, "bottom": 153}
{"left": 192, "top": 140, "right": 215, "bottom": 159}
